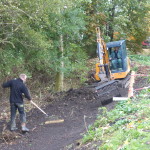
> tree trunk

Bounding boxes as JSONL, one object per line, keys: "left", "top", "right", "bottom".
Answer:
{"left": 54, "top": 34, "right": 64, "bottom": 92}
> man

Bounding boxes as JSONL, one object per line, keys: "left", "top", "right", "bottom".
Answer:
{"left": 2, "top": 74, "right": 31, "bottom": 132}
{"left": 110, "top": 47, "right": 122, "bottom": 70}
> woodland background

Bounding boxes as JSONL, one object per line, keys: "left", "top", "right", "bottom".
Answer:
{"left": 0, "top": 0, "right": 149, "bottom": 91}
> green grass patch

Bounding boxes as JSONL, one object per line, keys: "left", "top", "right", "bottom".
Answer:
{"left": 82, "top": 89, "right": 150, "bottom": 150}
{"left": 129, "top": 54, "right": 150, "bottom": 66}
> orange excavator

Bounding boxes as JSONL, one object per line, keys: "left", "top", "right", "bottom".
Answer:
{"left": 94, "top": 27, "right": 130, "bottom": 81}
{"left": 92, "top": 27, "right": 131, "bottom": 104}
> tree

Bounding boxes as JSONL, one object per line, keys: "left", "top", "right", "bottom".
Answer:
{"left": 42, "top": 0, "right": 87, "bottom": 91}
{"left": 82, "top": 0, "right": 150, "bottom": 54}
{"left": 81, "top": 0, "right": 107, "bottom": 57}
{"left": 0, "top": 0, "right": 88, "bottom": 91}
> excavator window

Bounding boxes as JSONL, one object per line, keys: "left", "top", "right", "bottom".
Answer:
{"left": 109, "top": 47, "right": 123, "bottom": 71}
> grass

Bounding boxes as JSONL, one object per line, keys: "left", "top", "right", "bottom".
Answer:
{"left": 82, "top": 90, "right": 150, "bottom": 150}
{"left": 129, "top": 54, "right": 150, "bottom": 66}
{"left": 81, "top": 54, "right": 150, "bottom": 150}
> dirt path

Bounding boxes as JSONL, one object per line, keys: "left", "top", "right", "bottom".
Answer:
{"left": 0, "top": 87, "right": 117, "bottom": 150}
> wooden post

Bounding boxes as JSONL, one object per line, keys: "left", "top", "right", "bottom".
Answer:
{"left": 128, "top": 71, "right": 135, "bottom": 98}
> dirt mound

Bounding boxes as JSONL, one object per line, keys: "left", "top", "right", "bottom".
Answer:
{"left": 61, "top": 80, "right": 121, "bottom": 106}
{"left": 63, "top": 88, "right": 99, "bottom": 102}
{"left": 134, "top": 65, "right": 150, "bottom": 90}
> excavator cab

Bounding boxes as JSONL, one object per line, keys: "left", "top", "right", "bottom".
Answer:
{"left": 107, "top": 40, "right": 130, "bottom": 80}
{"left": 94, "top": 28, "right": 130, "bottom": 82}
{"left": 107, "top": 40, "right": 129, "bottom": 74}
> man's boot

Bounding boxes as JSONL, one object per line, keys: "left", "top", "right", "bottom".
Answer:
{"left": 21, "top": 125, "right": 29, "bottom": 132}
{"left": 10, "top": 122, "right": 18, "bottom": 131}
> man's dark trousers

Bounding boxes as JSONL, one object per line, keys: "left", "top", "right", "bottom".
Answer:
{"left": 10, "top": 103, "right": 26, "bottom": 128}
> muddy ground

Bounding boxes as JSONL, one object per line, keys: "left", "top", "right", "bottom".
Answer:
{"left": 0, "top": 65, "right": 150, "bottom": 150}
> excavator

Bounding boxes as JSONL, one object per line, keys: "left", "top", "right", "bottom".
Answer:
{"left": 92, "top": 27, "right": 131, "bottom": 104}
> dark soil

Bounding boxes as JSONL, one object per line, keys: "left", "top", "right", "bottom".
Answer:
{"left": 0, "top": 66, "right": 149, "bottom": 150}
{"left": 0, "top": 87, "right": 117, "bottom": 150}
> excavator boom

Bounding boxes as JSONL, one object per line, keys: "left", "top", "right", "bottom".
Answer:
{"left": 95, "top": 27, "right": 111, "bottom": 81}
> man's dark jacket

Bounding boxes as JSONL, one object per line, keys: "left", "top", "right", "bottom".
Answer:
{"left": 2, "top": 78, "right": 31, "bottom": 103}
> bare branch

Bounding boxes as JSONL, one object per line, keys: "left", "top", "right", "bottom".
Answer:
{"left": 2, "top": 0, "right": 33, "bottom": 19}
{"left": 0, "top": 39, "right": 15, "bottom": 48}
{"left": 10, "top": 5, "right": 33, "bottom": 19}
{"left": 0, "top": 23, "right": 19, "bottom": 25}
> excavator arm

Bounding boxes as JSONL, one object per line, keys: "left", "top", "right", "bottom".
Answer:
{"left": 95, "top": 27, "right": 111, "bottom": 81}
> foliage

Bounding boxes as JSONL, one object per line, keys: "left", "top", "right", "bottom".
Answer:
{"left": 0, "top": 0, "right": 149, "bottom": 90}
{"left": 0, "top": 0, "right": 88, "bottom": 88}
{"left": 82, "top": 0, "right": 150, "bottom": 54}
{"left": 81, "top": 0, "right": 107, "bottom": 57}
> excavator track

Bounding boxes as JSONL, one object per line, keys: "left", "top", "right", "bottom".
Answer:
{"left": 96, "top": 80, "right": 121, "bottom": 104}
{"left": 87, "top": 76, "right": 130, "bottom": 105}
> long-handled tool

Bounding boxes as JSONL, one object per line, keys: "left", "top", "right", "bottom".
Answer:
{"left": 30, "top": 100, "right": 64, "bottom": 124}
{"left": 30, "top": 100, "right": 48, "bottom": 116}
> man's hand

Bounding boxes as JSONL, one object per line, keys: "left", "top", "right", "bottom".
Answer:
{"left": 26, "top": 99, "right": 31, "bottom": 104}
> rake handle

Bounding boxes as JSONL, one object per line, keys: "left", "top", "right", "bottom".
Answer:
{"left": 30, "top": 100, "right": 48, "bottom": 116}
